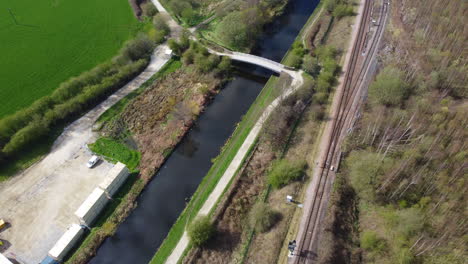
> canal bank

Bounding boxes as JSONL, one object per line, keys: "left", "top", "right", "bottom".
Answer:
{"left": 88, "top": 0, "right": 320, "bottom": 263}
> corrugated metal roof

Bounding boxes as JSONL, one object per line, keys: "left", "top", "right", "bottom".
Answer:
{"left": 0, "top": 253, "right": 13, "bottom": 264}
{"left": 49, "top": 224, "right": 83, "bottom": 259}
{"left": 75, "top": 188, "right": 106, "bottom": 219}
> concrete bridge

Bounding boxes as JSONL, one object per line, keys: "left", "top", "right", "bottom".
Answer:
{"left": 210, "top": 50, "right": 294, "bottom": 74}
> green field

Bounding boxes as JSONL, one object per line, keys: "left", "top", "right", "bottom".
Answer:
{"left": 0, "top": 0, "right": 139, "bottom": 118}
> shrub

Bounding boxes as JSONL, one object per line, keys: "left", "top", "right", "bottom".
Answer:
{"left": 121, "top": 34, "right": 154, "bottom": 62}
{"left": 248, "top": 202, "right": 280, "bottom": 233}
{"left": 141, "top": 1, "right": 158, "bottom": 17}
{"left": 216, "top": 56, "right": 231, "bottom": 73}
{"left": 188, "top": 216, "right": 214, "bottom": 247}
{"left": 182, "top": 49, "right": 195, "bottom": 65}
{"left": 2, "top": 117, "right": 50, "bottom": 154}
{"left": 287, "top": 53, "right": 303, "bottom": 69}
{"left": 267, "top": 159, "right": 307, "bottom": 188}
{"left": 168, "top": 39, "right": 182, "bottom": 56}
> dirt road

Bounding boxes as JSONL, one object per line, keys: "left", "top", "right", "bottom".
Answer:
{"left": 0, "top": 45, "right": 171, "bottom": 263}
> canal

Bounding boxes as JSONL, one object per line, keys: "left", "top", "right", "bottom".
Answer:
{"left": 89, "top": 0, "right": 319, "bottom": 263}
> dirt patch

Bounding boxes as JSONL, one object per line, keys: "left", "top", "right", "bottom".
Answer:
{"left": 184, "top": 146, "right": 275, "bottom": 264}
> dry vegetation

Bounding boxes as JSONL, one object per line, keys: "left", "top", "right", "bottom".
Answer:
{"left": 317, "top": 1, "right": 467, "bottom": 263}
{"left": 101, "top": 69, "right": 223, "bottom": 178}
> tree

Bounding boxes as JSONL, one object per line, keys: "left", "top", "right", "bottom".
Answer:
{"left": 216, "top": 9, "right": 263, "bottom": 50}
{"left": 369, "top": 66, "right": 409, "bottom": 106}
{"left": 248, "top": 202, "right": 280, "bottom": 233}
{"left": 141, "top": 1, "right": 158, "bottom": 17}
{"left": 188, "top": 216, "right": 214, "bottom": 247}
{"left": 347, "top": 150, "right": 382, "bottom": 201}
{"left": 303, "top": 55, "right": 320, "bottom": 76}
{"left": 153, "top": 14, "right": 169, "bottom": 35}
{"left": 121, "top": 34, "right": 154, "bottom": 62}
{"left": 267, "top": 159, "right": 307, "bottom": 188}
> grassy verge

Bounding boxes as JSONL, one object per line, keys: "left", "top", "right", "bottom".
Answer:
{"left": 88, "top": 138, "right": 141, "bottom": 171}
{"left": 96, "top": 58, "right": 182, "bottom": 125}
{"left": 149, "top": 76, "right": 280, "bottom": 264}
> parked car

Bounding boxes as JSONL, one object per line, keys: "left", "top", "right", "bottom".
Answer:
{"left": 86, "top": 155, "right": 99, "bottom": 168}
{"left": 0, "top": 219, "right": 6, "bottom": 231}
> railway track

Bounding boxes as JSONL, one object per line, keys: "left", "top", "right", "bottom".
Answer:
{"left": 292, "top": 0, "right": 389, "bottom": 263}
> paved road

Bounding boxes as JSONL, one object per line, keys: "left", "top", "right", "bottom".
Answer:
{"left": 0, "top": 45, "right": 171, "bottom": 264}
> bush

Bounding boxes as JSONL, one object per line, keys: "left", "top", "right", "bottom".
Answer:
{"left": 168, "top": 39, "right": 181, "bottom": 56}
{"left": 188, "top": 216, "right": 214, "bottom": 247}
{"left": 2, "top": 117, "right": 50, "bottom": 154}
{"left": 369, "top": 66, "right": 409, "bottom": 106}
{"left": 267, "top": 159, "right": 307, "bottom": 188}
{"left": 141, "top": 1, "right": 158, "bottom": 17}
{"left": 248, "top": 202, "right": 280, "bottom": 233}
{"left": 303, "top": 55, "right": 320, "bottom": 76}
{"left": 121, "top": 34, "right": 154, "bottom": 62}
{"left": 153, "top": 14, "right": 170, "bottom": 35}
{"left": 287, "top": 53, "right": 303, "bottom": 69}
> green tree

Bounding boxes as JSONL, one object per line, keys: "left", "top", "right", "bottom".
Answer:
{"left": 188, "top": 216, "right": 215, "bottom": 247}
{"left": 361, "top": 230, "right": 385, "bottom": 252}
{"left": 216, "top": 9, "right": 263, "bottom": 50}
{"left": 347, "top": 150, "right": 382, "bottom": 201}
{"left": 303, "top": 55, "right": 320, "bottom": 76}
{"left": 121, "top": 34, "right": 154, "bottom": 62}
{"left": 141, "top": 1, "right": 158, "bottom": 17}
{"left": 369, "top": 66, "right": 409, "bottom": 106}
{"left": 153, "top": 14, "right": 169, "bottom": 35}
{"left": 267, "top": 159, "right": 307, "bottom": 188}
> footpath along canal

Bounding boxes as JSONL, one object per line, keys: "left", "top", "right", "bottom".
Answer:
{"left": 90, "top": 0, "right": 319, "bottom": 263}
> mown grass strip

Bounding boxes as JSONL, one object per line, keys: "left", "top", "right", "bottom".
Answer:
{"left": 88, "top": 137, "right": 141, "bottom": 171}
{"left": 150, "top": 76, "right": 279, "bottom": 264}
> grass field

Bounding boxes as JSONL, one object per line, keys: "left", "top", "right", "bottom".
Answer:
{"left": 89, "top": 137, "right": 141, "bottom": 171}
{"left": 0, "top": 0, "right": 139, "bottom": 118}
